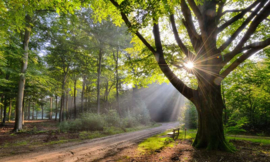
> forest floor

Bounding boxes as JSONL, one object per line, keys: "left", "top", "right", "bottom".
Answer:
{"left": 1, "top": 121, "right": 270, "bottom": 162}
{"left": 0, "top": 121, "right": 178, "bottom": 161}
{"left": 100, "top": 138, "right": 270, "bottom": 162}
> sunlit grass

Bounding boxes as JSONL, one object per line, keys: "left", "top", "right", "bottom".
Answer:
{"left": 138, "top": 130, "right": 175, "bottom": 152}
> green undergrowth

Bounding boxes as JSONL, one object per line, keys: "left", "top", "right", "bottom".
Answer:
{"left": 138, "top": 128, "right": 197, "bottom": 153}
{"left": 179, "top": 129, "right": 270, "bottom": 146}
{"left": 138, "top": 130, "right": 175, "bottom": 152}
{"left": 227, "top": 136, "right": 270, "bottom": 145}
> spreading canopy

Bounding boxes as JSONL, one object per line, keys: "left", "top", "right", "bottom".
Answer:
{"left": 91, "top": 0, "right": 270, "bottom": 101}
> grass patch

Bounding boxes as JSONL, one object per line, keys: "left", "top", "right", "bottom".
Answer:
{"left": 79, "top": 131, "right": 105, "bottom": 140}
{"left": 227, "top": 136, "right": 270, "bottom": 145}
{"left": 177, "top": 129, "right": 197, "bottom": 140}
{"left": 138, "top": 129, "right": 176, "bottom": 152}
{"left": 44, "top": 140, "right": 69, "bottom": 145}
{"left": 180, "top": 129, "right": 270, "bottom": 146}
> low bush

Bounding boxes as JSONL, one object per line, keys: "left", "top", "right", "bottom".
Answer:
{"left": 59, "top": 109, "right": 152, "bottom": 133}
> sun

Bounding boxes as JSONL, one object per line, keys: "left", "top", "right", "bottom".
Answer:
{"left": 184, "top": 61, "right": 194, "bottom": 69}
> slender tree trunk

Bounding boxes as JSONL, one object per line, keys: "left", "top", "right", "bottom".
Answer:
{"left": 32, "top": 102, "right": 34, "bottom": 120}
{"left": 66, "top": 91, "right": 69, "bottom": 120}
{"left": 36, "top": 109, "right": 38, "bottom": 120}
{"left": 50, "top": 97, "right": 52, "bottom": 120}
{"left": 42, "top": 104, "right": 44, "bottom": 120}
{"left": 81, "top": 75, "right": 85, "bottom": 113}
{"left": 2, "top": 95, "right": 7, "bottom": 125}
{"left": 28, "top": 100, "right": 30, "bottom": 120}
{"left": 22, "top": 97, "right": 25, "bottom": 125}
{"left": 0, "top": 95, "right": 3, "bottom": 121}
{"left": 59, "top": 97, "right": 63, "bottom": 122}
{"left": 14, "top": 15, "right": 31, "bottom": 132}
{"left": 70, "top": 96, "right": 73, "bottom": 118}
{"left": 8, "top": 98, "right": 12, "bottom": 122}
{"left": 59, "top": 74, "right": 67, "bottom": 122}
{"left": 74, "top": 78, "right": 77, "bottom": 118}
{"left": 55, "top": 96, "right": 58, "bottom": 121}
{"left": 116, "top": 49, "right": 119, "bottom": 113}
{"left": 88, "top": 86, "right": 91, "bottom": 111}
{"left": 97, "top": 49, "right": 102, "bottom": 115}
{"left": 192, "top": 83, "right": 232, "bottom": 151}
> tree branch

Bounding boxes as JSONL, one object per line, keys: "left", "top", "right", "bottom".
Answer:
{"left": 109, "top": 0, "right": 156, "bottom": 54}
{"left": 217, "top": 0, "right": 262, "bottom": 33}
{"left": 220, "top": 48, "right": 260, "bottom": 79}
{"left": 110, "top": 0, "right": 195, "bottom": 100}
{"left": 169, "top": 14, "right": 195, "bottom": 58}
{"left": 153, "top": 22, "right": 195, "bottom": 100}
{"left": 180, "top": 0, "right": 202, "bottom": 50}
{"left": 223, "top": 1, "right": 270, "bottom": 64}
{"left": 218, "top": 0, "right": 267, "bottom": 51}
{"left": 187, "top": 0, "right": 202, "bottom": 20}
{"left": 216, "top": 1, "right": 225, "bottom": 22}
{"left": 242, "top": 37, "right": 270, "bottom": 51}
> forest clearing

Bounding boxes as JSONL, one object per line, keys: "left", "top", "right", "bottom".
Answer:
{"left": 1, "top": 0, "right": 270, "bottom": 161}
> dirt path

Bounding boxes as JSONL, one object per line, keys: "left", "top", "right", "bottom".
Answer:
{"left": 1, "top": 122, "right": 179, "bottom": 162}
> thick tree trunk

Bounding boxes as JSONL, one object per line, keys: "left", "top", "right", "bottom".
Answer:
{"left": 14, "top": 15, "right": 31, "bottom": 132}
{"left": 97, "top": 49, "right": 102, "bottom": 115}
{"left": 74, "top": 79, "right": 77, "bottom": 118}
{"left": 221, "top": 83, "right": 227, "bottom": 124}
{"left": 50, "top": 97, "right": 52, "bottom": 120}
{"left": 192, "top": 84, "right": 233, "bottom": 151}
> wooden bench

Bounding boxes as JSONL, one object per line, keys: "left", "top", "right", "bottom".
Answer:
{"left": 167, "top": 128, "right": 180, "bottom": 140}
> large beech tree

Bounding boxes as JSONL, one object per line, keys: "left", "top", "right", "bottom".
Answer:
{"left": 91, "top": 0, "right": 270, "bottom": 151}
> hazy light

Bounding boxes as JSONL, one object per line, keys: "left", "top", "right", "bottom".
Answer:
{"left": 184, "top": 62, "right": 194, "bottom": 69}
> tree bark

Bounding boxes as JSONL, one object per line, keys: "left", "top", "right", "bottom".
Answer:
{"left": 192, "top": 83, "right": 233, "bottom": 151}
{"left": 55, "top": 96, "right": 58, "bottom": 121}
{"left": 28, "top": 100, "right": 30, "bottom": 120}
{"left": 66, "top": 90, "right": 69, "bottom": 120}
{"left": 81, "top": 75, "right": 86, "bottom": 113}
{"left": 50, "top": 97, "right": 52, "bottom": 120}
{"left": 22, "top": 97, "right": 25, "bottom": 125}
{"left": 97, "top": 49, "right": 102, "bottom": 115}
{"left": 0, "top": 95, "right": 2, "bottom": 121}
{"left": 74, "top": 78, "right": 77, "bottom": 118}
{"left": 42, "top": 105, "right": 44, "bottom": 120}
{"left": 32, "top": 102, "right": 34, "bottom": 120}
{"left": 113, "top": 49, "right": 120, "bottom": 113}
{"left": 59, "top": 73, "right": 67, "bottom": 122}
{"left": 2, "top": 95, "right": 7, "bottom": 125}
{"left": 8, "top": 98, "right": 12, "bottom": 122}
{"left": 14, "top": 15, "right": 31, "bottom": 132}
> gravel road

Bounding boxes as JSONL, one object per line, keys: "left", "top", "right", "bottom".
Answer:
{"left": 1, "top": 122, "right": 179, "bottom": 162}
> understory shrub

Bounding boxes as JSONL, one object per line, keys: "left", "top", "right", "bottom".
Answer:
{"left": 59, "top": 111, "right": 152, "bottom": 132}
